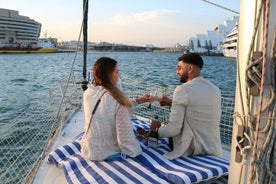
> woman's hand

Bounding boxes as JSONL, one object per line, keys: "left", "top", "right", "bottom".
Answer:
{"left": 136, "top": 94, "right": 154, "bottom": 104}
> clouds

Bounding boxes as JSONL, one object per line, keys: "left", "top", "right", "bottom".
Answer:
{"left": 90, "top": 9, "right": 188, "bottom": 47}
{"left": 2, "top": 0, "right": 240, "bottom": 47}
{"left": 110, "top": 9, "right": 180, "bottom": 24}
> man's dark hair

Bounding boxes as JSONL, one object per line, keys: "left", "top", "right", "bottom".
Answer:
{"left": 178, "top": 53, "right": 204, "bottom": 69}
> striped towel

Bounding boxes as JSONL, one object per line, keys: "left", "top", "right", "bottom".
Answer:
{"left": 48, "top": 118, "right": 229, "bottom": 184}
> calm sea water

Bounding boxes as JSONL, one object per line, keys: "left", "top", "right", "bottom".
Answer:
{"left": 0, "top": 52, "right": 236, "bottom": 126}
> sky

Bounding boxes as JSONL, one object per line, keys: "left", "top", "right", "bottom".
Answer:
{"left": 1, "top": 0, "right": 240, "bottom": 47}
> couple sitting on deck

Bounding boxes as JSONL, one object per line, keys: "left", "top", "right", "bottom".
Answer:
{"left": 80, "top": 53, "right": 222, "bottom": 162}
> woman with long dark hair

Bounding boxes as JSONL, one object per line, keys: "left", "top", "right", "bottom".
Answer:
{"left": 81, "top": 57, "right": 152, "bottom": 161}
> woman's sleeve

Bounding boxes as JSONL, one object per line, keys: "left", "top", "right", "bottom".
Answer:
{"left": 115, "top": 104, "right": 142, "bottom": 157}
{"left": 130, "top": 98, "right": 138, "bottom": 106}
{"left": 127, "top": 98, "right": 137, "bottom": 116}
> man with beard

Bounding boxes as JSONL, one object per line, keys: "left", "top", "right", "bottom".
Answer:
{"left": 150, "top": 53, "right": 222, "bottom": 159}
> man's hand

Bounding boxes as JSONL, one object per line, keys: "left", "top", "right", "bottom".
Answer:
{"left": 150, "top": 120, "right": 161, "bottom": 132}
{"left": 158, "top": 96, "right": 172, "bottom": 106}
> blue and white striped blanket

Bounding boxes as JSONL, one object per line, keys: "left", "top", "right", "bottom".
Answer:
{"left": 48, "top": 118, "right": 229, "bottom": 184}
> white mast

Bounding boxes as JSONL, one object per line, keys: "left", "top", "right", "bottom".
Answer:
{"left": 229, "top": 0, "right": 276, "bottom": 183}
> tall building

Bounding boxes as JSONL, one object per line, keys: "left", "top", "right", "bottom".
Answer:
{"left": 0, "top": 8, "right": 41, "bottom": 49}
{"left": 189, "top": 16, "right": 239, "bottom": 54}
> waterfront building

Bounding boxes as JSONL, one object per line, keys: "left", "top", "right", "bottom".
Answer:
{"left": 189, "top": 16, "right": 239, "bottom": 54}
{"left": 0, "top": 8, "right": 41, "bottom": 49}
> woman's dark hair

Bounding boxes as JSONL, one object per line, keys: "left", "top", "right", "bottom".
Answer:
{"left": 93, "top": 57, "right": 132, "bottom": 108}
{"left": 93, "top": 57, "right": 117, "bottom": 86}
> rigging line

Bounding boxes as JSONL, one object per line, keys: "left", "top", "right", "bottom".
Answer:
{"left": 55, "top": 0, "right": 87, "bottom": 124}
{"left": 201, "top": 0, "right": 240, "bottom": 15}
{"left": 245, "top": 2, "right": 265, "bottom": 164}
{"left": 250, "top": 0, "right": 271, "bottom": 182}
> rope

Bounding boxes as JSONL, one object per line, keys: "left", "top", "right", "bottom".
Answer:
{"left": 256, "top": 26, "right": 276, "bottom": 184}
{"left": 254, "top": 29, "right": 276, "bottom": 183}
{"left": 55, "top": 0, "right": 88, "bottom": 121}
{"left": 250, "top": 0, "right": 270, "bottom": 183}
{"left": 237, "top": 1, "right": 264, "bottom": 183}
{"left": 256, "top": 118, "right": 276, "bottom": 183}
{"left": 245, "top": 0, "right": 264, "bottom": 130}
{"left": 201, "top": 0, "right": 239, "bottom": 15}
{"left": 21, "top": 1, "right": 89, "bottom": 182}
{"left": 271, "top": 33, "right": 276, "bottom": 151}
{"left": 244, "top": 2, "right": 265, "bottom": 163}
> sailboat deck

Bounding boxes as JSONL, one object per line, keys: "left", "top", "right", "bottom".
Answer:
{"left": 34, "top": 109, "right": 229, "bottom": 184}
{"left": 1, "top": 76, "right": 234, "bottom": 183}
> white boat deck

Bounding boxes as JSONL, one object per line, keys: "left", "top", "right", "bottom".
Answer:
{"left": 33, "top": 107, "right": 230, "bottom": 184}
{"left": 33, "top": 108, "right": 85, "bottom": 184}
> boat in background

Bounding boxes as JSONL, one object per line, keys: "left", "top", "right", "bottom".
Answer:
{"left": 36, "top": 38, "right": 58, "bottom": 53}
{"left": 0, "top": 38, "right": 58, "bottom": 54}
{"left": 222, "top": 25, "right": 238, "bottom": 58}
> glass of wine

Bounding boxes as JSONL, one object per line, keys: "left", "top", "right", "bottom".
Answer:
{"left": 157, "top": 87, "right": 163, "bottom": 100}
{"left": 157, "top": 86, "right": 168, "bottom": 102}
{"left": 147, "top": 89, "right": 157, "bottom": 108}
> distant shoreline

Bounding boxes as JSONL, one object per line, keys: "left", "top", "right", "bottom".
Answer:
{"left": 57, "top": 49, "right": 224, "bottom": 56}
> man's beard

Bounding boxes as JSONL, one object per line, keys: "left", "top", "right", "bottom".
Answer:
{"left": 180, "top": 73, "right": 188, "bottom": 83}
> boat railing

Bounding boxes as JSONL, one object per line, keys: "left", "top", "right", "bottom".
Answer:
{"left": 120, "top": 76, "right": 235, "bottom": 149}
{"left": 0, "top": 74, "right": 235, "bottom": 184}
{"left": 0, "top": 73, "right": 81, "bottom": 184}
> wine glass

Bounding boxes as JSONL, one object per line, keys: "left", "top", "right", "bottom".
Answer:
{"left": 147, "top": 89, "right": 157, "bottom": 108}
{"left": 157, "top": 86, "right": 168, "bottom": 102}
{"left": 157, "top": 87, "right": 163, "bottom": 100}
{"left": 157, "top": 86, "right": 169, "bottom": 124}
